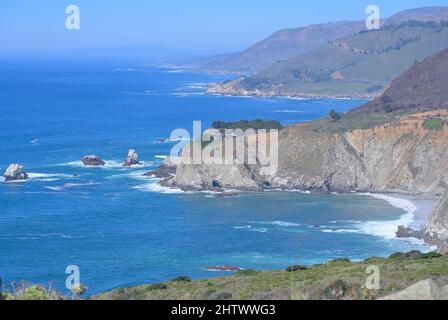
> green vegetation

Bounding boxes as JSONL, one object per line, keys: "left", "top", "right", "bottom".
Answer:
{"left": 328, "top": 110, "right": 341, "bottom": 121}
{"left": 171, "top": 276, "right": 192, "bottom": 283}
{"left": 96, "top": 251, "right": 448, "bottom": 300}
{"left": 1, "top": 282, "right": 64, "bottom": 300}
{"left": 236, "top": 22, "right": 448, "bottom": 97}
{"left": 236, "top": 269, "right": 260, "bottom": 277}
{"left": 286, "top": 265, "right": 308, "bottom": 272}
{"left": 212, "top": 119, "right": 283, "bottom": 132}
{"left": 423, "top": 118, "right": 445, "bottom": 131}
{"left": 307, "top": 112, "right": 401, "bottom": 134}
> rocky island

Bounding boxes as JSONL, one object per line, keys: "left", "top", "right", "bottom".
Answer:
{"left": 3, "top": 164, "right": 28, "bottom": 182}
{"left": 123, "top": 149, "right": 139, "bottom": 167}
{"left": 81, "top": 155, "right": 105, "bottom": 166}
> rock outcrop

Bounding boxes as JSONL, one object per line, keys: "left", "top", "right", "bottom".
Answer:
{"left": 380, "top": 276, "right": 448, "bottom": 300}
{"left": 169, "top": 110, "right": 448, "bottom": 194}
{"left": 143, "top": 164, "right": 176, "bottom": 179}
{"left": 425, "top": 191, "right": 448, "bottom": 253}
{"left": 123, "top": 149, "right": 139, "bottom": 167}
{"left": 82, "top": 155, "right": 105, "bottom": 166}
{"left": 3, "top": 164, "right": 28, "bottom": 182}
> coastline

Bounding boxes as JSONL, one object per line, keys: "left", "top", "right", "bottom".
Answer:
{"left": 359, "top": 192, "right": 438, "bottom": 248}
{"left": 206, "top": 89, "right": 376, "bottom": 101}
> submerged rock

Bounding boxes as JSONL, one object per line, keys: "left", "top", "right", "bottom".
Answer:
{"left": 82, "top": 155, "right": 105, "bottom": 166}
{"left": 3, "top": 164, "right": 28, "bottom": 181}
{"left": 143, "top": 164, "right": 176, "bottom": 179}
{"left": 123, "top": 149, "right": 139, "bottom": 167}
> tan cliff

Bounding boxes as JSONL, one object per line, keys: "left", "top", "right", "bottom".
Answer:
{"left": 165, "top": 110, "right": 448, "bottom": 195}
{"left": 160, "top": 110, "right": 448, "bottom": 251}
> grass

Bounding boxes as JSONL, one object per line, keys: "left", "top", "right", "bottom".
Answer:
{"left": 95, "top": 251, "right": 448, "bottom": 300}
{"left": 212, "top": 119, "right": 283, "bottom": 132}
{"left": 423, "top": 118, "right": 445, "bottom": 131}
{"left": 306, "top": 112, "right": 401, "bottom": 134}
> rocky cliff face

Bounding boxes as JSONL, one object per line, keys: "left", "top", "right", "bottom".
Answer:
{"left": 426, "top": 191, "right": 448, "bottom": 253}
{"left": 167, "top": 110, "right": 448, "bottom": 195}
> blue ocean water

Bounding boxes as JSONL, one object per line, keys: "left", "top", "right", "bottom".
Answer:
{"left": 0, "top": 59, "right": 429, "bottom": 294}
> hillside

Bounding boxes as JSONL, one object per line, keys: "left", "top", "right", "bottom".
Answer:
{"left": 201, "top": 21, "right": 365, "bottom": 74}
{"left": 350, "top": 48, "right": 448, "bottom": 114}
{"left": 201, "top": 6, "right": 448, "bottom": 74}
{"left": 96, "top": 252, "right": 448, "bottom": 300}
{"left": 209, "top": 21, "right": 448, "bottom": 97}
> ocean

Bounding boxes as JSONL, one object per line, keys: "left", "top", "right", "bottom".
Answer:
{"left": 0, "top": 58, "right": 431, "bottom": 294}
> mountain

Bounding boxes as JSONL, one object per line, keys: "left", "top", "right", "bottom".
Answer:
{"left": 350, "top": 48, "right": 448, "bottom": 114}
{"left": 209, "top": 20, "right": 448, "bottom": 98}
{"left": 386, "top": 6, "right": 448, "bottom": 25}
{"left": 201, "top": 6, "right": 448, "bottom": 74}
{"left": 201, "top": 21, "right": 365, "bottom": 74}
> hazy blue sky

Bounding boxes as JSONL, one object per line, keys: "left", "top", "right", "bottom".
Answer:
{"left": 1, "top": 0, "right": 447, "bottom": 55}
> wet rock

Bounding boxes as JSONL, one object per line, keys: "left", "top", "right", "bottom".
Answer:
{"left": 396, "top": 226, "right": 424, "bottom": 239}
{"left": 123, "top": 149, "right": 139, "bottom": 167}
{"left": 82, "top": 155, "right": 105, "bottom": 166}
{"left": 143, "top": 164, "right": 176, "bottom": 179}
{"left": 213, "top": 192, "right": 239, "bottom": 198}
{"left": 3, "top": 164, "right": 28, "bottom": 181}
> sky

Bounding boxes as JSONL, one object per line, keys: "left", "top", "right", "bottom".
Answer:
{"left": 1, "top": 0, "right": 447, "bottom": 56}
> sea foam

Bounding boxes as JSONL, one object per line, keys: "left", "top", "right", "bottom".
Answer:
{"left": 356, "top": 193, "right": 418, "bottom": 239}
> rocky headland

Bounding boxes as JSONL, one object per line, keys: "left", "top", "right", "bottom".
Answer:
{"left": 160, "top": 49, "right": 448, "bottom": 252}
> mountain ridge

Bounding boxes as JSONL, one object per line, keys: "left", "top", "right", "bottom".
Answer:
{"left": 200, "top": 6, "right": 448, "bottom": 74}
{"left": 208, "top": 20, "right": 448, "bottom": 98}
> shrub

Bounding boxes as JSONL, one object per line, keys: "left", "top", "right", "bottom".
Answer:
{"left": 171, "top": 276, "right": 191, "bottom": 283}
{"left": 389, "top": 252, "right": 405, "bottom": 259}
{"left": 286, "top": 265, "right": 308, "bottom": 272}
{"left": 329, "top": 110, "right": 341, "bottom": 121}
{"left": 212, "top": 119, "right": 283, "bottom": 132}
{"left": 389, "top": 251, "right": 425, "bottom": 260}
{"left": 423, "top": 118, "right": 445, "bottom": 131}
{"left": 421, "top": 252, "right": 443, "bottom": 259}
{"left": 236, "top": 269, "right": 260, "bottom": 276}
{"left": 329, "top": 258, "right": 351, "bottom": 264}
{"left": 148, "top": 283, "right": 168, "bottom": 291}
{"left": 383, "top": 105, "right": 394, "bottom": 113}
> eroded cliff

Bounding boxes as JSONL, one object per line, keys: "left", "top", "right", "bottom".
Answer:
{"left": 166, "top": 110, "right": 448, "bottom": 196}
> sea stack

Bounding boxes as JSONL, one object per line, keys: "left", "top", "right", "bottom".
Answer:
{"left": 4, "top": 164, "right": 28, "bottom": 181}
{"left": 82, "top": 155, "right": 105, "bottom": 166}
{"left": 123, "top": 149, "right": 139, "bottom": 167}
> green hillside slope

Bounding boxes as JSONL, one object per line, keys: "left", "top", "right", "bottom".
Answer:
{"left": 220, "top": 21, "right": 448, "bottom": 97}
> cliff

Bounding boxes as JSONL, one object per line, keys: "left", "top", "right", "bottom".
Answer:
{"left": 426, "top": 191, "right": 448, "bottom": 253}
{"left": 166, "top": 110, "right": 448, "bottom": 195}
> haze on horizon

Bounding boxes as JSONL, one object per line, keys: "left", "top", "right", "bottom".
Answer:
{"left": 1, "top": 0, "right": 447, "bottom": 57}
